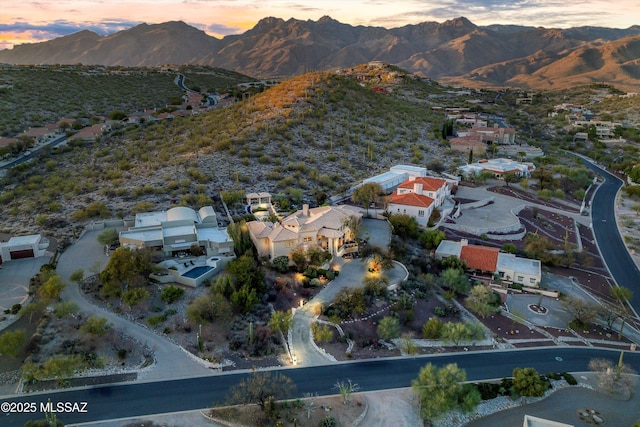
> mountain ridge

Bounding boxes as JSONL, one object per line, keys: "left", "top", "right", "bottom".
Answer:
{"left": 2, "top": 16, "right": 640, "bottom": 90}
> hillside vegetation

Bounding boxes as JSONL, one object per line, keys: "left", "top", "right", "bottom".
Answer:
{"left": 0, "top": 69, "right": 458, "bottom": 244}
{"left": 0, "top": 65, "right": 253, "bottom": 136}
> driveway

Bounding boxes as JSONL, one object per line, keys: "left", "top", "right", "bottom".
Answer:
{"left": 360, "top": 217, "right": 391, "bottom": 249}
{"left": 506, "top": 273, "right": 600, "bottom": 330}
{"left": 0, "top": 257, "right": 49, "bottom": 313}
{"left": 291, "top": 256, "right": 407, "bottom": 367}
{"left": 467, "top": 374, "right": 640, "bottom": 427}
{"left": 56, "top": 227, "right": 213, "bottom": 382}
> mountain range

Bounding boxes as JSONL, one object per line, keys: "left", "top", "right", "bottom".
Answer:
{"left": 2, "top": 16, "right": 640, "bottom": 90}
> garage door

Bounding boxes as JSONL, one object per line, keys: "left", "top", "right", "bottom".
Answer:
{"left": 10, "top": 249, "right": 35, "bottom": 259}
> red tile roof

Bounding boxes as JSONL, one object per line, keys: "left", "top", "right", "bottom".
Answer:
{"left": 386, "top": 192, "right": 434, "bottom": 208}
{"left": 460, "top": 245, "right": 500, "bottom": 272}
{"left": 397, "top": 176, "right": 446, "bottom": 191}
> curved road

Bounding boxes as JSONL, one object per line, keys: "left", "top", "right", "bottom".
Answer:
{"left": 2, "top": 347, "right": 639, "bottom": 426}
{"left": 582, "top": 158, "right": 640, "bottom": 316}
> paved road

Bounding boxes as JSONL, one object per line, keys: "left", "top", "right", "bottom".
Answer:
{"left": 581, "top": 159, "right": 640, "bottom": 316}
{"left": 2, "top": 347, "right": 638, "bottom": 426}
{"left": 56, "top": 228, "right": 212, "bottom": 382}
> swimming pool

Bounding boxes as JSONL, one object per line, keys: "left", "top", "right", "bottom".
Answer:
{"left": 181, "top": 265, "right": 213, "bottom": 279}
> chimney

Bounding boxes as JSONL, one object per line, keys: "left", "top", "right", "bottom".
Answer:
{"left": 460, "top": 239, "right": 468, "bottom": 247}
{"left": 302, "top": 204, "right": 309, "bottom": 217}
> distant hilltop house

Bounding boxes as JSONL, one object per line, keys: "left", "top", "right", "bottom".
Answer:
{"left": 0, "top": 234, "right": 50, "bottom": 264}
{"left": 119, "top": 206, "right": 234, "bottom": 258}
{"left": 571, "top": 119, "right": 622, "bottom": 139}
{"left": 435, "top": 239, "right": 541, "bottom": 287}
{"left": 458, "top": 158, "right": 536, "bottom": 179}
{"left": 385, "top": 176, "right": 451, "bottom": 227}
{"left": 449, "top": 125, "right": 516, "bottom": 155}
{"left": 247, "top": 204, "right": 362, "bottom": 260}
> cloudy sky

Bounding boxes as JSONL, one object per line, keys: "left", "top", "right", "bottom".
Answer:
{"left": 1, "top": 0, "right": 638, "bottom": 50}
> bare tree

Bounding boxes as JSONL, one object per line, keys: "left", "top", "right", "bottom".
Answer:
{"left": 589, "top": 355, "right": 637, "bottom": 397}
{"left": 562, "top": 297, "right": 598, "bottom": 328}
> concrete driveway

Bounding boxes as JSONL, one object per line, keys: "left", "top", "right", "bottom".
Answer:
{"left": 506, "top": 273, "right": 596, "bottom": 329}
{"left": 0, "top": 257, "right": 49, "bottom": 313}
{"left": 291, "top": 256, "right": 407, "bottom": 367}
{"left": 359, "top": 217, "right": 391, "bottom": 249}
{"left": 56, "top": 227, "right": 213, "bottom": 382}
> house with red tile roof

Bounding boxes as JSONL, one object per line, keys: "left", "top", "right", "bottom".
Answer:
{"left": 435, "top": 239, "right": 541, "bottom": 287}
{"left": 385, "top": 176, "right": 450, "bottom": 227}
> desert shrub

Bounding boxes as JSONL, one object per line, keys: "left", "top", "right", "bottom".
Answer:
{"left": 161, "top": 285, "right": 185, "bottom": 304}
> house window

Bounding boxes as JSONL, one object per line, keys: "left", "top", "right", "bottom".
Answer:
{"left": 529, "top": 278, "right": 536, "bottom": 283}
{"left": 418, "top": 210, "right": 425, "bottom": 217}
{"left": 403, "top": 209, "right": 406, "bottom": 214}
{"left": 285, "top": 241, "right": 294, "bottom": 248}
{"left": 303, "top": 237, "right": 313, "bottom": 243}
{"left": 517, "top": 276, "right": 524, "bottom": 282}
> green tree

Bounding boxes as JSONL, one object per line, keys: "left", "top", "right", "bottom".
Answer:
{"left": 442, "top": 321, "right": 485, "bottom": 345}
{"left": 99, "top": 247, "right": 154, "bottom": 297}
{"left": 312, "top": 322, "right": 334, "bottom": 343}
{"left": 511, "top": 367, "right": 548, "bottom": 397}
{"left": 186, "top": 293, "right": 232, "bottom": 324}
{"left": 226, "top": 370, "right": 296, "bottom": 412}
{"left": 420, "top": 229, "right": 446, "bottom": 249}
{"left": 227, "top": 221, "right": 254, "bottom": 256}
{"left": 388, "top": 214, "right": 420, "bottom": 239}
{"left": 440, "top": 256, "right": 467, "bottom": 272}
{"left": 268, "top": 310, "right": 293, "bottom": 336}
{"left": 422, "top": 317, "right": 444, "bottom": 339}
{"left": 97, "top": 228, "right": 119, "bottom": 246}
{"left": 53, "top": 301, "right": 79, "bottom": 319}
{"left": 38, "top": 275, "right": 67, "bottom": 301}
{"left": 226, "top": 254, "right": 265, "bottom": 294}
{"left": 352, "top": 182, "right": 384, "bottom": 216}
{"left": 412, "top": 363, "right": 480, "bottom": 421}
{"left": 80, "top": 316, "right": 112, "bottom": 336}
{"left": 465, "top": 285, "right": 498, "bottom": 318}
{"left": 377, "top": 316, "right": 401, "bottom": 340}
{"left": 440, "top": 268, "right": 470, "bottom": 295}
{"left": 230, "top": 284, "right": 259, "bottom": 313}
{"left": 0, "top": 329, "right": 27, "bottom": 357}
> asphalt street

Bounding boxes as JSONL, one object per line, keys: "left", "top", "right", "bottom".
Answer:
{"left": 2, "top": 347, "right": 639, "bottom": 426}
{"left": 582, "top": 159, "right": 640, "bottom": 315}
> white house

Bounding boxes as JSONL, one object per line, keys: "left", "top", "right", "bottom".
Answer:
{"left": 385, "top": 176, "right": 449, "bottom": 227}
{"left": 0, "top": 234, "right": 49, "bottom": 263}
{"left": 247, "top": 204, "right": 362, "bottom": 260}
{"left": 458, "top": 158, "right": 536, "bottom": 179}
{"left": 119, "top": 206, "right": 234, "bottom": 258}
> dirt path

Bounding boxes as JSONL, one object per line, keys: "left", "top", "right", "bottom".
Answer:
{"left": 362, "top": 388, "right": 423, "bottom": 427}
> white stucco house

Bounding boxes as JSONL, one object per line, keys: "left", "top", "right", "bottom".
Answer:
{"left": 458, "top": 158, "right": 536, "bottom": 179}
{"left": 385, "top": 176, "right": 450, "bottom": 227}
{"left": 119, "top": 206, "right": 234, "bottom": 258}
{"left": 247, "top": 204, "right": 362, "bottom": 260}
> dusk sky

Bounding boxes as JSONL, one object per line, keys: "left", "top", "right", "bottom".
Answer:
{"left": 1, "top": 0, "right": 638, "bottom": 50}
